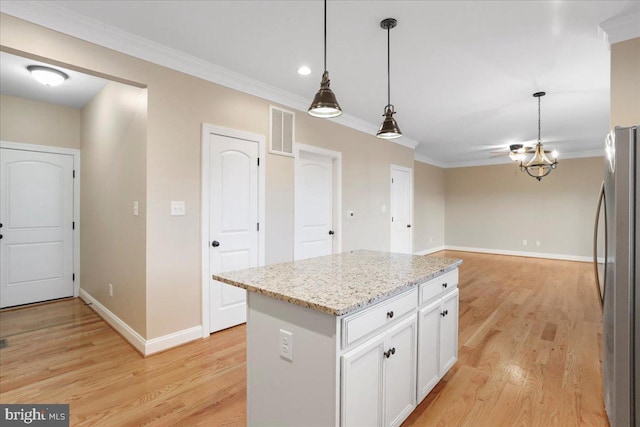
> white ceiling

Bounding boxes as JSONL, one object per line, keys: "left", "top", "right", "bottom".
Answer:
{"left": 0, "top": 51, "right": 108, "bottom": 108}
{"left": 1, "top": 1, "right": 637, "bottom": 166}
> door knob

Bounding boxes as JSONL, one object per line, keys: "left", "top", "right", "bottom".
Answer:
{"left": 407, "top": 224, "right": 411, "bottom": 228}
{"left": 328, "top": 230, "right": 335, "bottom": 235}
{"left": 212, "top": 240, "right": 220, "bottom": 247}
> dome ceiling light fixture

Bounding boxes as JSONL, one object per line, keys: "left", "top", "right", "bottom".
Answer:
{"left": 307, "top": 0, "right": 342, "bottom": 118}
{"left": 27, "top": 65, "right": 68, "bottom": 87}
{"left": 519, "top": 91, "right": 558, "bottom": 181}
{"left": 376, "top": 18, "right": 402, "bottom": 140}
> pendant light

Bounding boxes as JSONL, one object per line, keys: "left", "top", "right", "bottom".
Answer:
{"left": 308, "top": 0, "right": 342, "bottom": 118}
{"left": 377, "top": 18, "right": 402, "bottom": 139}
{"left": 519, "top": 92, "right": 558, "bottom": 181}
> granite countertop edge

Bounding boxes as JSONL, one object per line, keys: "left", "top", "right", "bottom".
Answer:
{"left": 213, "top": 258, "right": 462, "bottom": 317}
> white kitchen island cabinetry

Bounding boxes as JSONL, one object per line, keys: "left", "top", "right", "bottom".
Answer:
{"left": 214, "top": 250, "right": 462, "bottom": 427}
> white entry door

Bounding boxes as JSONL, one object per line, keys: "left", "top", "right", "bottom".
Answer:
{"left": 209, "top": 134, "right": 259, "bottom": 333}
{"left": 0, "top": 148, "right": 74, "bottom": 308}
{"left": 390, "top": 165, "right": 413, "bottom": 254}
{"left": 295, "top": 151, "right": 334, "bottom": 260}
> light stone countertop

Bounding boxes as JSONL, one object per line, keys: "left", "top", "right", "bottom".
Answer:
{"left": 213, "top": 250, "right": 462, "bottom": 316}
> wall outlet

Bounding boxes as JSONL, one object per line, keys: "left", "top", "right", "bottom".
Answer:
{"left": 536, "top": 240, "right": 541, "bottom": 247}
{"left": 381, "top": 205, "right": 387, "bottom": 213}
{"left": 133, "top": 201, "right": 139, "bottom": 217}
{"left": 279, "top": 329, "right": 293, "bottom": 362}
{"left": 522, "top": 240, "right": 528, "bottom": 246}
{"left": 429, "top": 237, "right": 433, "bottom": 243}
{"left": 108, "top": 283, "right": 113, "bottom": 298}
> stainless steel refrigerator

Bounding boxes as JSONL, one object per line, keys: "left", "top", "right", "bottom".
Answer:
{"left": 594, "top": 125, "right": 638, "bottom": 427}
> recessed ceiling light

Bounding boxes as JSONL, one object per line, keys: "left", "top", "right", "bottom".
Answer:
{"left": 297, "top": 66, "right": 311, "bottom": 76}
{"left": 27, "top": 65, "right": 68, "bottom": 87}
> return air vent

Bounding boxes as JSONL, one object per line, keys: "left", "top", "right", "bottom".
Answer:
{"left": 269, "top": 105, "right": 295, "bottom": 157}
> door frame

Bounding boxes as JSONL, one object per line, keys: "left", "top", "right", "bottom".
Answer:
{"left": 390, "top": 164, "right": 413, "bottom": 254}
{"left": 200, "top": 124, "right": 265, "bottom": 338}
{"left": 0, "top": 140, "right": 81, "bottom": 298}
{"left": 293, "top": 143, "right": 342, "bottom": 260}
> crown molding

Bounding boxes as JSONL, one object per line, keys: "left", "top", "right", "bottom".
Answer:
{"left": 414, "top": 153, "right": 446, "bottom": 168}
{"left": 598, "top": 9, "right": 640, "bottom": 47}
{"left": 0, "top": 1, "right": 419, "bottom": 150}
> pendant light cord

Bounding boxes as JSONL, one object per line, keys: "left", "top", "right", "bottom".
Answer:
{"left": 537, "top": 95, "right": 541, "bottom": 143}
{"left": 387, "top": 25, "right": 391, "bottom": 106}
{"left": 324, "top": 0, "right": 327, "bottom": 73}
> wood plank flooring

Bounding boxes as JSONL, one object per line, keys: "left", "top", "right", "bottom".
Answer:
{"left": 0, "top": 251, "right": 607, "bottom": 426}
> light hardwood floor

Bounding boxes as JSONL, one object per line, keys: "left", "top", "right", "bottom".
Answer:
{"left": 0, "top": 251, "right": 607, "bottom": 426}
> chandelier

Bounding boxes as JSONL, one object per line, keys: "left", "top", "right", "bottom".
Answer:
{"left": 519, "top": 92, "right": 558, "bottom": 181}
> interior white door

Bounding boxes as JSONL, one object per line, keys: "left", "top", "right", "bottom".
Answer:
{"left": 209, "top": 134, "right": 259, "bottom": 333}
{"left": 390, "top": 166, "right": 413, "bottom": 254}
{"left": 0, "top": 148, "right": 74, "bottom": 308}
{"left": 295, "top": 151, "right": 333, "bottom": 260}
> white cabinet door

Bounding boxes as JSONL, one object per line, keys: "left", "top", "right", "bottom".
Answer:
{"left": 439, "top": 288, "right": 459, "bottom": 376}
{"left": 342, "top": 332, "right": 386, "bottom": 427}
{"left": 384, "top": 314, "right": 417, "bottom": 427}
{"left": 417, "top": 299, "right": 441, "bottom": 402}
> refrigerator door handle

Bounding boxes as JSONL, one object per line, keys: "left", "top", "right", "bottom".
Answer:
{"left": 593, "top": 180, "right": 606, "bottom": 307}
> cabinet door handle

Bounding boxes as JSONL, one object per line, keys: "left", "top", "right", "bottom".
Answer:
{"left": 444, "top": 310, "right": 449, "bottom": 316}
{"left": 441, "top": 311, "right": 446, "bottom": 317}
{"left": 383, "top": 347, "right": 396, "bottom": 358}
{"left": 442, "top": 282, "right": 448, "bottom": 288}
{"left": 386, "top": 311, "right": 394, "bottom": 319}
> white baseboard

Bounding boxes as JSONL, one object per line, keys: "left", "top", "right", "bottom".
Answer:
{"left": 145, "top": 325, "right": 202, "bottom": 356}
{"left": 414, "top": 246, "right": 446, "bottom": 256}
{"left": 79, "top": 288, "right": 202, "bottom": 356}
{"left": 443, "top": 245, "right": 602, "bottom": 263}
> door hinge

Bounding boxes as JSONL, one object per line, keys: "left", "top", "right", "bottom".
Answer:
{"left": 72, "top": 221, "right": 75, "bottom": 230}
{"left": 72, "top": 273, "right": 75, "bottom": 282}
{"left": 257, "top": 158, "right": 260, "bottom": 166}
{"left": 73, "top": 170, "right": 76, "bottom": 178}
{"left": 257, "top": 222, "right": 260, "bottom": 231}
{"left": 391, "top": 178, "right": 394, "bottom": 184}
{"left": 391, "top": 217, "right": 394, "bottom": 222}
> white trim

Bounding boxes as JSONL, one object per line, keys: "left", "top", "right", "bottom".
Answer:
{"left": 414, "top": 154, "right": 446, "bottom": 169}
{"left": 0, "top": 141, "right": 81, "bottom": 298}
{"left": 390, "top": 164, "right": 414, "bottom": 254}
{"left": 79, "top": 288, "right": 146, "bottom": 354}
{"left": 80, "top": 288, "right": 202, "bottom": 356}
{"left": 0, "top": 0, "right": 418, "bottom": 151}
{"left": 145, "top": 325, "right": 203, "bottom": 356}
{"left": 414, "top": 246, "right": 446, "bottom": 256}
{"left": 293, "top": 143, "right": 343, "bottom": 260}
{"left": 598, "top": 10, "right": 640, "bottom": 47}
{"left": 443, "top": 245, "right": 602, "bottom": 263}
{"left": 200, "top": 123, "right": 266, "bottom": 338}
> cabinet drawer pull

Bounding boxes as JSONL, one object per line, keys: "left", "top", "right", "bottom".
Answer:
{"left": 442, "top": 282, "right": 448, "bottom": 289}
{"left": 386, "top": 311, "right": 394, "bottom": 319}
{"left": 441, "top": 311, "right": 446, "bottom": 317}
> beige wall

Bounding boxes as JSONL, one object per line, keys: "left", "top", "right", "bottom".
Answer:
{"left": 80, "top": 81, "right": 148, "bottom": 336}
{"left": 610, "top": 37, "right": 640, "bottom": 127}
{"left": 0, "top": 94, "right": 80, "bottom": 148}
{"left": 413, "top": 161, "right": 445, "bottom": 253}
{"left": 0, "top": 14, "right": 413, "bottom": 339}
{"left": 444, "top": 157, "right": 603, "bottom": 258}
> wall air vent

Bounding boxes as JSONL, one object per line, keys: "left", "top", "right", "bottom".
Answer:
{"left": 269, "top": 105, "right": 295, "bottom": 157}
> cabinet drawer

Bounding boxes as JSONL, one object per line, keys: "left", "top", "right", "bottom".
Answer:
{"left": 342, "top": 288, "right": 417, "bottom": 349}
{"left": 419, "top": 269, "right": 458, "bottom": 306}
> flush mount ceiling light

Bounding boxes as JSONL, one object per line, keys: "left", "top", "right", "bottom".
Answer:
{"left": 519, "top": 92, "right": 558, "bottom": 181}
{"left": 308, "top": 0, "right": 342, "bottom": 118}
{"left": 376, "top": 18, "right": 402, "bottom": 139}
{"left": 27, "top": 65, "right": 68, "bottom": 87}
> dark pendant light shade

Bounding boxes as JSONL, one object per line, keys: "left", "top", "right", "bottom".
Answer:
{"left": 308, "top": 0, "right": 342, "bottom": 118}
{"left": 308, "top": 71, "right": 342, "bottom": 118}
{"left": 377, "top": 105, "right": 402, "bottom": 139}
{"left": 377, "top": 18, "right": 402, "bottom": 139}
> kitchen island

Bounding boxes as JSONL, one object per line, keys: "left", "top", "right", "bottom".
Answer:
{"left": 214, "top": 250, "right": 462, "bottom": 427}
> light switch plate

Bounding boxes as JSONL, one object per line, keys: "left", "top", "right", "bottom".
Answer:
{"left": 133, "top": 201, "right": 139, "bottom": 217}
{"left": 171, "top": 201, "right": 186, "bottom": 216}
